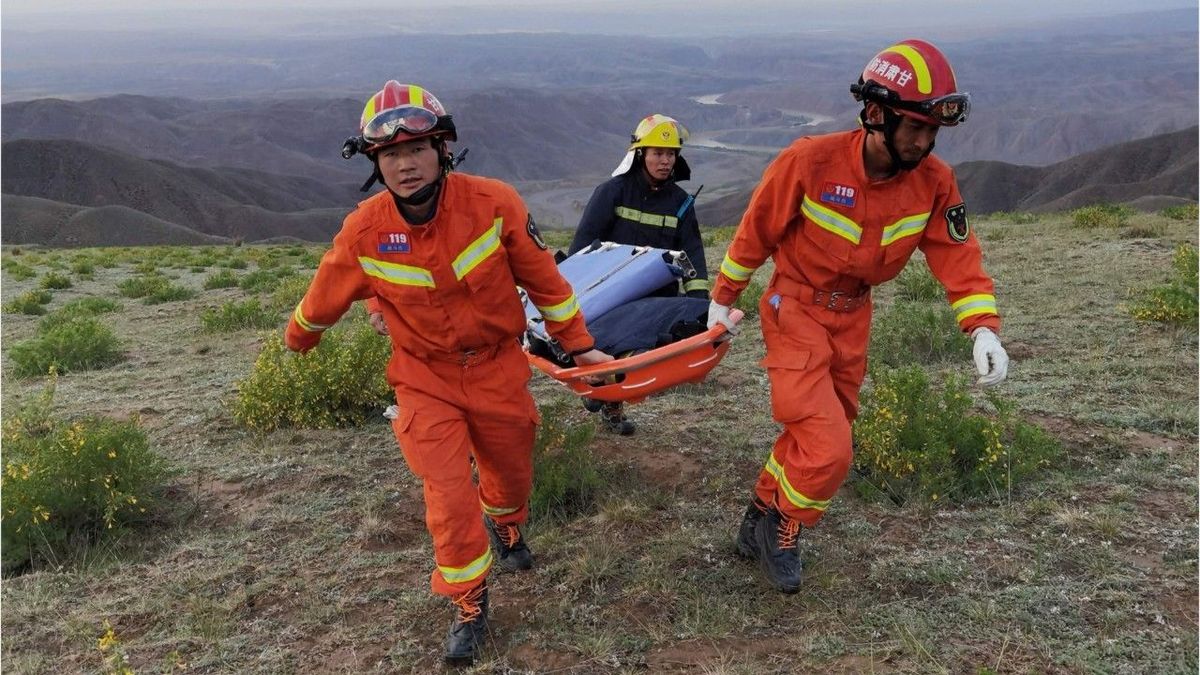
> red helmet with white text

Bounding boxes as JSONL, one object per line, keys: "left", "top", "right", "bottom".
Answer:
{"left": 850, "top": 39, "right": 969, "bottom": 127}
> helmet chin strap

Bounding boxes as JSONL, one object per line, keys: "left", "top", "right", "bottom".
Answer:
{"left": 860, "top": 107, "right": 934, "bottom": 173}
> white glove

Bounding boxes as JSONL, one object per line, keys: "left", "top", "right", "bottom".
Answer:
{"left": 706, "top": 300, "right": 739, "bottom": 335}
{"left": 972, "top": 327, "right": 1008, "bottom": 387}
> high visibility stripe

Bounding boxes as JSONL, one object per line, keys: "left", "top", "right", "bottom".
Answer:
{"left": 801, "top": 195, "right": 862, "bottom": 245}
{"left": 438, "top": 548, "right": 493, "bottom": 585}
{"left": 615, "top": 206, "right": 678, "bottom": 229}
{"left": 683, "top": 278, "right": 710, "bottom": 293}
{"left": 536, "top": 294, "right": 580, "bottom": 322}
{"left": 881, "top": 212, "right": 930, "bottom": 246}
{"left": 888, "top": 43, "right": 932, "bottom": 95}
{"left": 480, "top": 500, "right": 520, "bottom": 517}
{"left": 951, "top": 293, "right": 998, "bottom": 323}
{"left": 408, "top": 84, "right": 423, "bottom": 107}
{"left": 292, "top": 305, "right": 331, "bottom": 333}
{"left": 453, "top": 220, "right": 502, "bottom": 280}
{"left": 765, "top": 455, "right": 832, "bottom": 511}
{"left": 358, "top": 256, "right": 435, "bottom": 288}
{"left": 720, "top": 254, "right": 755, "bottom": 282}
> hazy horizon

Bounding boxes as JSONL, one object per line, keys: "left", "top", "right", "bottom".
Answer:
{"left": 3, "top": 0, "right": 1195, "bottom": 37}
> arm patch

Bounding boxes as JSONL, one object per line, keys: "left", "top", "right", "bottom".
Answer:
{"left": 946, "top": 203, "right": 969, "bottom": 243}
{"left": 526, "top": 214, "right": 548, "bottom": 250}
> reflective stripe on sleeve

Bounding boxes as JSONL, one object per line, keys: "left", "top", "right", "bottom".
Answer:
{"left": 536, "top": 294, "right": 581, "bottom": 322}
{"left": 683, "top": 278, "right": 710, "bottom": 293}
{"left": 951, "top": 293, "right": 998, "bottom": 323}
{"left": 293, "top": 305, "right": 332, "bottom": 333}
{"left": 719, "top": 254, "right": 755, "bottom": 282}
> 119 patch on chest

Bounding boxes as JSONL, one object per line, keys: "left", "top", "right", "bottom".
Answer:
{"left": 378, "top": 231, "right": 411, "bottom": 253}
{"left": 820, "top": 181, "right": 858, "bottom": 208}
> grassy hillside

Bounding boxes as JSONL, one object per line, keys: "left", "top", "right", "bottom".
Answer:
{"left": 1, "top": 210, "right": 1196, "bottom": 673}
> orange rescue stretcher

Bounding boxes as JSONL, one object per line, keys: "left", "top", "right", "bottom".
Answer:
{"left": 521, "top": 242, "right": 745, "bottom": 404}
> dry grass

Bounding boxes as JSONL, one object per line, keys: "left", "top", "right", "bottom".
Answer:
{"left": 1, "top": 215, "right": 1196, "bottom": 673}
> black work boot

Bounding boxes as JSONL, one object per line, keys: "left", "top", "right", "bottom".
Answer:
{"left": 444, "top": 582, "right": 489, "bottom": 665}
{"left": 754, "top": 506, "right": 803, "bottom": 593}
{"left": 735, "top": 497, "right": 768, "bottom": 559}
{"left": 582, "top": 397, "right": 604, "bottom": 413}
{"left": 601, "top": 402, "right": 636, "bottom": 436}
{"left": 484, "top": 515, "right": 533, "bottom": 571}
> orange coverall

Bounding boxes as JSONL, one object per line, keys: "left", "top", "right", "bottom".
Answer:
{"left": 286, "top": 172, "right": 593, "bottom": 596}
{"left": 712, "top": 128, "right": 1000, "bottom": 527}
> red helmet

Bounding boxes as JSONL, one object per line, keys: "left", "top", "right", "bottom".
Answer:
{"left": 354, "top": 81, "right": 457, "bottom": 155}
{"left": 850, "top": 39, "right": 970, "bottom": 126}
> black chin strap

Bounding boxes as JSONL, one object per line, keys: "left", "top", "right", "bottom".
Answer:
{"left": 860, "top": 107, "right": 934, "bottom": 173}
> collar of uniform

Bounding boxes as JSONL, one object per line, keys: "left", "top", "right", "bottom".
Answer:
{"left": 850, "top": 127, "right": 874, "bottom": 186}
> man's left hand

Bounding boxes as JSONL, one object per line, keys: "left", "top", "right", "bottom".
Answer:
{"left": 972, "top": 327, "right": 1009, "bottom": 387}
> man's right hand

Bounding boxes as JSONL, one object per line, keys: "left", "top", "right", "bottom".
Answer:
{"left": 368, "top": 312, "right": 389, "bottom": 336}
{"left": 706, "top": 301, "right": 739, "bottom": 335}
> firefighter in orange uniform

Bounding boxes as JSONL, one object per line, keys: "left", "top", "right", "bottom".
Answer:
{"left": 707, "top": 40, "right": 1009, "bottom": 593}
{"left": 285, "top": 81, "right": 612, "bottom": 663}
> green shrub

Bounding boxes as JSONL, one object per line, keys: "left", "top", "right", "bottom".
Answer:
{"left": 38, "top": 298, "right": 122, "bottom": 331}
{"left": 143, "top": 282, "right": 196, "bottom": 305}
{"left": 39, "top": 272, "right": 73, "bottom": 290}
{"left": 7, "top": 318, "right": 123, "bottom": 377}
{"left": 133, "top": 261, "right": 159, "bottom": 275}
{"left": 4, "top": 290, "right": 53, "bottom": 315}
{"left": 1160, "top": 203, "right": 1199, "bottom": 222}
{"left": 203, "top": 269, "right": 241, "bottom": 290}
{"left": 5, "top": 261, "right": 37, "bottom": 280}
{"left": 894, "top": 262, "right": 942, "bottom": 302}
{"left": 232, "top": 321, "right": 391, "bottom": 430}
{"left": 1129, "top": 243, "right": 1199, "bottom": 326}
{"left": 71, "top": 260, "right": 95, "bottom": 277}
{"left": 1070, "top": 203, "right": 1132, "bottom": 229}
{"left": 269, "top": 274, "right": 313, "bottom": 312}
{"left": 117, "top": 274, "right": 169, "bottom": 299}
{"left": 853, "top": 365, "right": 1061, "bottom": 504}
{"left": 733, "top": 278, "right": 765, "bottom": 320}
{"left": 993, "top": 211, "right": 1038, "bottom": 225}
{"left": 239, "top": 267, "right": 296, "bottom": 294}
{"left": 221, "top": 258, "right": 249, "bottom": 270}
{"left": 701, "top": 225, "right": 739, "bottom": 247}
{"left": 869, "top": 301, "right": 971, "bottom": 367}
{"left": 201, "top": 299, "right": 280, "bottom": 333}
{"left": 530, "top": 401, "right": 603, "bottom": 524}
{"left": 1, "top": 380, "right": 169, "bottom": 573}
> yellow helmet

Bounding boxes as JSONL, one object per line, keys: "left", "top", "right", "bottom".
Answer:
{"left": 629, "top": 114, "right": 688, "bottom": 150}
{"left": 613, "top": 114, "right": 691, "bottom": 178}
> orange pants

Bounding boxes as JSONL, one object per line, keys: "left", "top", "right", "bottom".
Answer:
{"left": 390, "top": 341, "right": 539, "bottom": 596}
{"left": 754, "top": 286, "right": 871, "bottom": 527}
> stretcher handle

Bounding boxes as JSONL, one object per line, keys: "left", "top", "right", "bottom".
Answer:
{"left": 529, "top": 309, "right": 744, "bottom": 382}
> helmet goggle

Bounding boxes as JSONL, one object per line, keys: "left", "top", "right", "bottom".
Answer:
{"left": 362, "top": 106, "right": 441, "bottom": 145}
{"left": 854, "top": 81, "right": 971, "bottom": 126}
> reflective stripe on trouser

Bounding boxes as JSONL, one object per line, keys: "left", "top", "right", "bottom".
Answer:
{"left": 753, "top": 286, "right": 871, "bottom": 528}
{"left": 389, "top": 341, "right": 539, "bottom": 596}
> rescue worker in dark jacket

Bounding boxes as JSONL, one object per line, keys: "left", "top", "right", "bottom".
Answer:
{"left": 568, "top": 114, "right": 709, "bottom": 435}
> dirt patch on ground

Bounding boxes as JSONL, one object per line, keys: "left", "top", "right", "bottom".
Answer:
{"left": 1028, "top": 413, "right": 1188, "bottom": 455}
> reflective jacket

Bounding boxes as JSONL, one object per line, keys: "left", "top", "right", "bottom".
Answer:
{"left": 568, "top": 171, "right": 709, "bottom": 295}
{"left": 286, "top": 173, "right": 593, "bottom": 384}
{"left": 713, "top": 128, "right": 1000, "bottom": 334}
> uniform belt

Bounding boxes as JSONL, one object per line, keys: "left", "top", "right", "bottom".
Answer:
{"left": 425, "top": 343, "right": 503, "bottom": 366}
{"left": 772, "top": 274, "right": 870, "bottom": 313}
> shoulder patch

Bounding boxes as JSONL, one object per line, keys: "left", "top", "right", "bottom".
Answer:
{"left": 945, "top": 203, "right": 969, "bottom": 243}
{"left": 526, "top": 214, "right": 548, "bottom": 250}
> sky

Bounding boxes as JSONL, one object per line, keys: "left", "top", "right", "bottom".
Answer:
{"left": 3, "top": 0, "right": 1195, "bottom": 37}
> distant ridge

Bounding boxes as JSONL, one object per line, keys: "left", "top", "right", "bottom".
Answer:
{"left": 1, "top": 139, "right": 353, "bottom": 245}
{"left": 697, "top": 127, "right": 1199, "bottom": 227}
